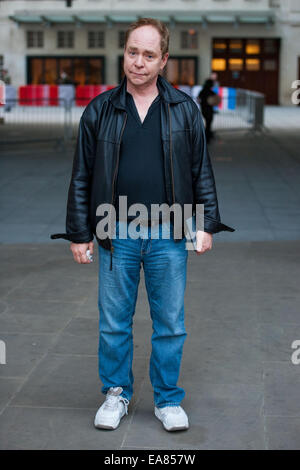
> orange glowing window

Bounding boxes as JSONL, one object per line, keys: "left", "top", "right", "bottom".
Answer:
{"left": 213, "top": 41, "right": 227, "bottom": 53}
{"left": 211, "top": 58, "right": 226, "bottom": 71}
{"left": 246, "top": 40, "right": 260, "bottom": 55}
{"left": 229, "top": 40, "right": 242, "bottom": 53}
{"left": 229, "top": 58, "right": 243, "bottom": 71}
{"left": 246, "top": 59, "right": 260, "bottom": 71}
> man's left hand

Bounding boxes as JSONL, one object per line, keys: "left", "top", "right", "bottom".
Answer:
{"left": 196, "top": 231, "right": 213, "bottom": 255}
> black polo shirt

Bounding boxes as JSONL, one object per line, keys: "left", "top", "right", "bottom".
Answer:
{"left": 115, "top": 90, "right": 168, "bottom": 222}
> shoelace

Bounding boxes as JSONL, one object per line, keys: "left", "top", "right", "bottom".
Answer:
{"left": 104, "top": 394, "right": 129, "bottom": 415}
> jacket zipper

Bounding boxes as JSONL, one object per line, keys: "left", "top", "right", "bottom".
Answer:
{"left": 168, "top": 103, "right": 176, "bottom": 205}
{"left": 109, "top": 112, "right": 128, "bottom": 270}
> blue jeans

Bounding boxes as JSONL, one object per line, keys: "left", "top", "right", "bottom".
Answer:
{"left": 97, "top": 220, "right": 188, "bottom": 408}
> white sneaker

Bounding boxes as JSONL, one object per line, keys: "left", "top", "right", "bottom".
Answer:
{"left": 155, "top": 405, "right": 189, "bottom": 431}
{"left": 94, "top": 387, "right": 129, "bottom": 430}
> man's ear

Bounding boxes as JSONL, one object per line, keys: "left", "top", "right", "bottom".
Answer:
{"left": 161, "top": 52, "right": 169, "bottom": 71}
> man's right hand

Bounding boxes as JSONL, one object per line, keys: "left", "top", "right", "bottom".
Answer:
{"left": 70, "top": 241, "right": 94, "bottom": 264}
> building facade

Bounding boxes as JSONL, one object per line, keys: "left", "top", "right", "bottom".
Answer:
{"left": 0, "top": 0, "right": 299, "bottom": 104}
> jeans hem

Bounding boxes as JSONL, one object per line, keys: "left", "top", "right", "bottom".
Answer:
{"left": 155, "top": 402, "right": 181, "bottom": 409}
{"left": 101, "top": 389, "right": 131, "bottom": 402}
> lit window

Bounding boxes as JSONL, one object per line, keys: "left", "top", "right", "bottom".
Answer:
{"left": 246, "top": 59, "right": 260, "bottom": 71}
{"left": 229, "top": 58, "right": 243, "bottom": 71}
{"left": 229, "top": 40, "right": 242, "bottom": 54}
{"left": 213, "top": 40, "right": 227, "bottom": 53}
{"left": 246, "top": 40, "right": 260, "bottom": 55}
{"left": 211, "top": 58, "right": 226, "bottom": 71}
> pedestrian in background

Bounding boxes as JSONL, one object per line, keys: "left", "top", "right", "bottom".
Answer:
{"left": 197, "top": 79, "right": 221, "bottom": 143}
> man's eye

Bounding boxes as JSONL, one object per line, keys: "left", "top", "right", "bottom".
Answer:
{"left": 129, "top": 51, "right": 135, "bottom": 55}
{"left": 147, "top": 55, "right": 153, "bottom": 59}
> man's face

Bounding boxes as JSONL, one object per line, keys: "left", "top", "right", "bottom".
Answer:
{"left": 123, "top": 25, "right": 169, "bottom": 88}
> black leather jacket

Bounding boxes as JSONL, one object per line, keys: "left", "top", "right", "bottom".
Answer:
{"left": 51, "top": 75, "right": 234, "bottom": 267}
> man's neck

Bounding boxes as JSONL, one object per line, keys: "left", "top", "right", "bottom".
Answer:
{"left": 126, "top": 75, "right": 159, "bottom": 101}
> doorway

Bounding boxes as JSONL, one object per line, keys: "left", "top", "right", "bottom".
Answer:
{"left": 211, "top": 38, "right": 280, "bottom": 104}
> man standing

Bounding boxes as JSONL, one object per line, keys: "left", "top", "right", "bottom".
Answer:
{"left": 198, "top": 79, "right": 220, "bottom": 143}
{"left": 51, "top": 18, "right": 234, "bottom": 432}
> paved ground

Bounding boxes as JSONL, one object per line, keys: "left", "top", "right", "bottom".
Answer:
{"left": 0, "top": 109, "right": 300, "bottom": 449}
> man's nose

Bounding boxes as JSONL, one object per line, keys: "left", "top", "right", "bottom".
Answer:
{"left": 134, "top": 54, "right": 144, "bottom": 67}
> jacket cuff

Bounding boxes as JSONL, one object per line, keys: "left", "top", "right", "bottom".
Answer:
{"left": 50, "top": 230, "right": 94, "bottom": 243}
{"left": 204, "top": 216, "right": 235, "bottom": 234}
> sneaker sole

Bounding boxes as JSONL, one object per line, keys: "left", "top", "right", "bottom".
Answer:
{"left": 94, "top": 423, "right": 119, "bottom": 430}
{"left": 155, "top": 409, "right": 189, "bottom": 432}
{"left": 94, "top": 416, "right": 123, "bottom": 430}
{"left": 160, "top": 422, "right": 189, "bottom": 432}
{"left": 94, "top": 410, "right": 126, "bottom": 430}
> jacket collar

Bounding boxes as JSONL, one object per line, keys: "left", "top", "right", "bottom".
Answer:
{"left": 109, "top": 74, "right": 187, "bottom": 110}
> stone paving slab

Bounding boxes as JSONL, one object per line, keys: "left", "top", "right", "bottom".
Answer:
{"left": 0, "top": 240, "right": 299, "bottom": 449}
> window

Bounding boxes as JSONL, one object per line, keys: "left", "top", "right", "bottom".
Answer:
{"left": 57, "top": 31, "right": 74, "bottom": 48}
{"left": 246, "top": 58, "right": 260, "bottom": 71}
{"left": 119, "top": 31, "right": 126, "bottom": 48}
{"left": 29, "top": 58, "right": 43, "bottom": 84}
{"left": 89, "top": 58, "right": 103, "bottom": 84}
{"left": 27, "top": 31, "right": 44, "bottom": 48}
{"left": 88, "top": 31, "right": 105, "bottom": 48}
{"left": 213, "top": 40, "right": 227, "bottom": 53}
{"left": 58, "top": 58, "right": 72, "bottom": 82}
{"left": 28, "top": 56, "right": 105, "bottom": 85}
{"left": 229, "top": 40, "right": 242, "bottom": 54}
{"left": 211, "top": 58, "right": 226, "bottom": 71}
{"left": 264, "top": 39, "right": 276, "bottom": 54}
{"left": 264, "top": 59, "right": 277, "bottom": 71}
{"left": 246, "top": 40, "right": 260, "bottom": 55}
{"left": 164, "top": 59, "right": 179, "bottom": 84}
{"left": 181, "top": 30, "right": 198, "bottom": 49}
{"left": 229, "top": 58, "right": 243, "bottom": 71}
{"left": 44, "top": 58, "right": 57, "bottom": 84}
{"left": 163, "top": 57, "right": 197, "bottom": 86}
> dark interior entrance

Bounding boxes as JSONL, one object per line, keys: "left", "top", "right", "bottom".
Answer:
{"left": 27, "top": 56, "right": 105, "bottom": 85}
{"left": 211, "top": 38, "right": 280, "bottom": 104}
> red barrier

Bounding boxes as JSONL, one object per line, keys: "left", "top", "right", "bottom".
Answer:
{"left": 18, "top": 85, "right": 117, "bottom": 106}
{"left": 49, "top": 85, "right": 59, "bottom": 106}
{"left": 0, "top": 84, "right": 5, "bottom": 106}
{"left": 19, "top": 85, "right": 33, "bottom": 106}
{"left": 75, "top": 85, "right": 116, "bottom": 106}
{"left": 19, "top": 85, "right": 59, "bottom": 106}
